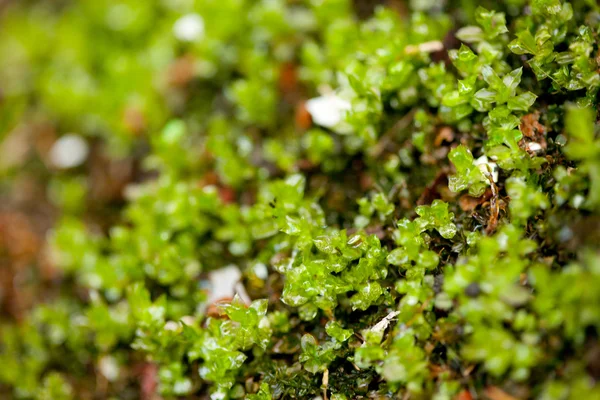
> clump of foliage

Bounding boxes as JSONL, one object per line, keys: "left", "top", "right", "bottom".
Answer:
{"left": 0, "top": 0, "right": 599, "bottom": 399}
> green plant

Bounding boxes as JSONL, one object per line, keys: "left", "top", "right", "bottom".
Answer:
{"left": 0, "top": 0, "right": 599, "bottom": 399}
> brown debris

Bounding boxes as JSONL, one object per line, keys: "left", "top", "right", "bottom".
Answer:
{"left": 33, "top": 123, "right": 58, "bottom": 162}
{"left": 0, "top": 211, "right": 42, "bottom": 319}
{"left": 485, "top": 174, "right": 500, "bottom": 235}
{"left": 454, "top": 389, "right": 474, "bottom": 400}
{"left": 295, "top": 101, "right": 312, "bottom": 130}
{"left": 462, "top": 364, "right": 476, "bottom": 377}
{"left": 520, "top": 112, "right": 544, "bottom": 139}
{"left": 296, "top": 158, "right": 316, "bottom": 171}
{"left": 198, "top": 171, "right": 219, "bottom": 188}
{"left": 0, "top": 212, "right": 40, "bottom": 262}
{"left": 359, "top": 172, "right": 374, "bottom": 191}
{"left": 519, "top": 112, "right": 547, "bottom": 153}
{"left": 417, "top": 171, "right": 448, "bottom": 206}
{"left": 459, "top": 189, "right": 492, "bottom": 212}
{"left": 428, "top": 363, "right": 450, "bottom": 378}
{"left": 459, "top": 194, "right": 482, "bottom": 212}
{"left": 278, "top": 62, "right": 298, "bottom": 96}
{"left": 140, "top": 362, "right": 161, "bottom": 400}
{"left": 123, "top": 106, "right": 146, "bottom": 136}
{"left": 363, "top": 225, "right": 387, "bottom": 240}
{"left": 434, "top": 126, "right": 455, "bottom": 147}
{"left": 218, "top": 186, "right": 236, "bottom": 204}
{"left": 206, "top": 297, "right": 234, "bottom": 318}
{"left": 166, "top": 54, "right": 196, "bottom": 87}
{"left": 484, "top": 386, "right": 518, "bottom": 400}
{"left": 0, "top": 125, "right": 32, "bottom": 171}
{"left": 88, "top": 145, "right": 135, "bottom": 204}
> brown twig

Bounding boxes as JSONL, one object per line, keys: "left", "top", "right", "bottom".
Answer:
{"left": 485, "top": 169, "right": 499, "bottom": 235}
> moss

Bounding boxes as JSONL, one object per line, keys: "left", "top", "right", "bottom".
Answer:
{"left": 0, "top": 0, "right": 599, "bottom": 399}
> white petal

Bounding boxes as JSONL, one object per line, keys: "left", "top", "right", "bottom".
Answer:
{"left": 475, "top": 155, "right": 499, "bottom": 183}
{"left": 252, "top": 262, "right": 269, "bottom": 280}
{"left": 180, "top": 315, "right": 195, "bottom": 326}
{"left": 49, "top": 134, "right": 89, "bottom": 169}
{"left": 173, "top": 13, "right": 205, "bottom": 42}
{"left": 526, "top": 142, "right": 542, "bottom": 152}
{"left": 305, "top": 95, "right": 351, "bottom": 128}
{"left": 99, "top": 356, "right": 120, "bottom": 382}
{"left": 208, "top": 265, "right": 241, "bottom": 303}
{"left": 164, "top": 321, "right": 180, "bottom": 331}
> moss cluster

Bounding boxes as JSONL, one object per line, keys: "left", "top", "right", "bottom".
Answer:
{"left": 0, "top": 0, "right": 599, "bottom": 399}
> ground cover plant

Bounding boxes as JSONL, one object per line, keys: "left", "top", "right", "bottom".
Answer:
{"left": 0, "top": 0, "right": 599, "bottom": 398}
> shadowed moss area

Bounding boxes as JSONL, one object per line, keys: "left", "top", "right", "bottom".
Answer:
{"left": 0, "top": 0, "right": 599, "bottom": 399}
